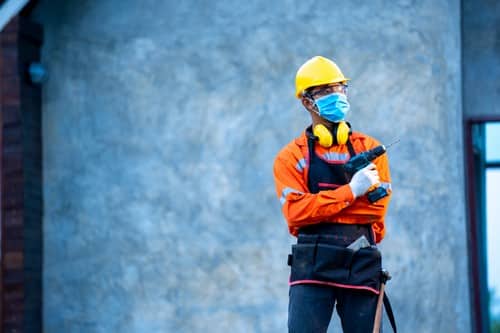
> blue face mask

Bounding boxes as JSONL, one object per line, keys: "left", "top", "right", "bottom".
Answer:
{"left": 314, "top": 93, "right": 350, "bottom": 122}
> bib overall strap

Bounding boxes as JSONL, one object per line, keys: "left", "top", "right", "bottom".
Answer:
{"left": 346, "top": 138, "right": 356, "bottom": 158}
{"left": 305, "top": 130, "right": 317, "bottom": 193}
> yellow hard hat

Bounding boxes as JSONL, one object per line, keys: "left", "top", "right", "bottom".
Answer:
{"left": 295, "top": 56, "right": 350, "bottom": 98}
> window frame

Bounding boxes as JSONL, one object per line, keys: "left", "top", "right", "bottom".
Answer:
{"left": 465, "top": 117, "right": 500, "bottom": 333}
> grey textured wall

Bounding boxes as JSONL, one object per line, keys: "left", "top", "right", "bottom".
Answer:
{"left": 34, "top": 0, "right": 470, "bottom": 332}
{"left": 463, "top": 0, "right": 500, "bottom": 119}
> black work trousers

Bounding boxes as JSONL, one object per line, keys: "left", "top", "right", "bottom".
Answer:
{"left": 288, "top": 283, "right": 379, "bottom": 333}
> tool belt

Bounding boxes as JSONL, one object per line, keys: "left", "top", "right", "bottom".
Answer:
{"left": 287, "top": 223, "right": 382, "bottom": 293}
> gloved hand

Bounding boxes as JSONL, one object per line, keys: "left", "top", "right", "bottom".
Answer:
{"left": 348, "top": 163, "right": 380, "bottom": 199}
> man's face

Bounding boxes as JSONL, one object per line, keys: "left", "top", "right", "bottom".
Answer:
{"left": 301, "top": 83, "right": 348, "bottom": 113}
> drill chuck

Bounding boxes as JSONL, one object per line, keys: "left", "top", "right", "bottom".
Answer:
{"left": 367, "top": 145, "right": 386, "bottom": 160}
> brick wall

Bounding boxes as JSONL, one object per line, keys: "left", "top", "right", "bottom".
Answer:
{"left": 0, "top": 15, "right": 42, "bottom": 333}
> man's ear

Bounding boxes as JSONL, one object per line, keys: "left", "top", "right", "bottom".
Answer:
{"left": 301, "top": 97, "right": 314, "bottom": 111}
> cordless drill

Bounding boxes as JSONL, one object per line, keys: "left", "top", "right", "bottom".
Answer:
{"left": 344, "top": 145, "right": 388, "bottom": 203}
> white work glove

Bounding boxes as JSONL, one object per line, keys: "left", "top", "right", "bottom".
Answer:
{"left": 348, "top": 163, "right": 380, "bottom": 199}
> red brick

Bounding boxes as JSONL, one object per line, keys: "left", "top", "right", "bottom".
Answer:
{"left": 1, "top": 105, "right": 20, "bottom": 125}
{"left": 4, "top": 215, "right": 23, "bottom": 228}
{"left": 2, "top": 285, "right": 23, "bottom": 301}
{"left": 2, "top": 268, "right": 23, "bottom": 284}
{"left": 2, "top": 192, "right": 23, "bottom": 210}
{"left": 1, "top": 78, "right": 20, "bottom": 103}
{"left": 3, "top": 127, "right": 22, "bottom": 146}
{"left": 0, "top": 49, "right": 19, "bottom": 77}
{"left": 3, "top": 298, "right": 23, "bottom": 313}
{"left": 3, "top": 252, "right": 23, "bottom": 270}
{"left": 2, "top": 141, "right": 22, "bottom": 154}
{"left": 1, "top": 99, "right": 21, "bottom": 107}
{"left": 2, "top": 153, "right": 22, "bottom": 174}
{"left": 2, "top": 16, "right": 19, "bottom": 34}
{"left": 4, "top": 176, "right": 23, "bottom": 192}
{"left": 4, "top": 210, "right": 23, "bottom": 228}
{"left": 1, "top": 31, "right": 19, "bottom": 46}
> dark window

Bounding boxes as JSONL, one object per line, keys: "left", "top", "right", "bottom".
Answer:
{"left": 468, "top": 121, "right": 500, "bottom": 333}
{"left": 485, "top": 123, "right": 500, "bottom": 332}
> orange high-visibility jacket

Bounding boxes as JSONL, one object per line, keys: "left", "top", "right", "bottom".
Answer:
{"left": 273, "top": 130, "right": 392, "bottom": 243}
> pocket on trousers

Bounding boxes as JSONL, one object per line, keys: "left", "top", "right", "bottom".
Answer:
{"left": 290, "top": 244, "right": 316, "bottom": 281}
{"left": 313, "top": 244, "right": 353, "bottom": 282}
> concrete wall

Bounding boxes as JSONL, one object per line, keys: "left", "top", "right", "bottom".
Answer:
{"left": 33, "top": 0, "right": 470, "bottom": 332}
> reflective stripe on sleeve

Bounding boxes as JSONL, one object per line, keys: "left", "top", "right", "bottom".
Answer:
{"left": 322, "top": 152, "right": 349, "bottom": 162}
{"left": 280, "top": 187, "right": 303, "bottom": 205}
{"left": 295, "top": 158, "right": 307, "bottom": 172}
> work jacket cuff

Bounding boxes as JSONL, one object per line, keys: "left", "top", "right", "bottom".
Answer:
{"left": 335, "top": 184, "right": 355, "bottom": 206}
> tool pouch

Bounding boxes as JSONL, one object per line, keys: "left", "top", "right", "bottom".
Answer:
{"left": 349, "top": 246, "right": 382, "bottom": 290}
{"left": 289, "top": 242, "right": 382, "bottom": 292}
{"left": 314, "top": 244, "right": 353, "bottom": 281}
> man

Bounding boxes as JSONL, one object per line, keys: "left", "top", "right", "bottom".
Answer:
{"left": 273, "top": 56, "right": 392, "bottom": 333}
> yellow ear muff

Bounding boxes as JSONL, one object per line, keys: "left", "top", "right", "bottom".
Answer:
{"left": 313, "top": 124, "right": 333, "bottom": 148}
{"left": 313, "top": 122, "right": 352, "bottom": 147}
{"left": 336, "top": 121, "right": 351, "bottom": 145}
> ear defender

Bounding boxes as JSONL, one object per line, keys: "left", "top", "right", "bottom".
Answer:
{"left": 313, "top": 121, "right": 352, "bottom": 147}
{"left": 312, "top": 123, "right": 333, "bottom": 147}
{"left": 335, "top": 121, "right": 351, "bottom": 145}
